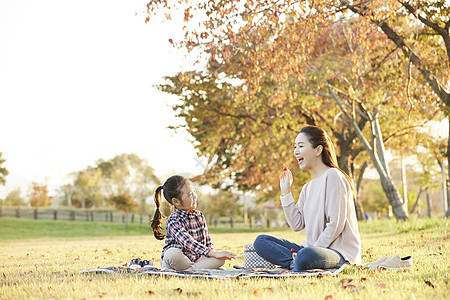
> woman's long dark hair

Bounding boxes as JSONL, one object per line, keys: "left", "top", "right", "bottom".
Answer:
{"left": 150, "top": 175, "right": 188, "bottom": 240}
{"left": 300, "top": 126, "right": 356, "bottom": 198}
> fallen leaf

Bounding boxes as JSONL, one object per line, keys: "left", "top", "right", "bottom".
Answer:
{"left": 342, "top": 284, "right": 356, "bottom": 289}
{"left": 174, "top": 288, "right": 183, "bottom": 294}
{"left": 342, "top": 285, "right": 366, "bottom": 292}
{"left": 324, "top": 295, "right": 333, "bottom": 300}
{"left": 369, "top": 272, "right": 379, "bottom": 278}
{"left": 360, "top": 277, "right": 367, "bottom": 281}
{"left": 424, "top": 280, "right": 435, "bottom": 288}
{"left": 253, "top": 288, "right": 261, "bottom": 295}
{"left": 145, "top": 290, "right": 154, "bottom": 295}
{"left": 340, "top": 278, "right": 353, "bottom": 285}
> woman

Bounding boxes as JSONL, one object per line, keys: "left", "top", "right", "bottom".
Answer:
{"left": 253, "top": 126, "right": 361, "bottom": 271}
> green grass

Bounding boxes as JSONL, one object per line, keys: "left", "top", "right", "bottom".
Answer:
{"left": 0, "top": 217, "right": 153, "bottom": 240}
{"left": 0, "top": 217, "right": 448, "bottom": 299}
{"left": 357, "top": 217, "right": 447, "bottom": 234}
{"left": 0, "top": 217, "right": 288, "bottom": 240}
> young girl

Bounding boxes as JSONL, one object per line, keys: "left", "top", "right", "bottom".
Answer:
{"left": 253, "top": 126, "right": 361, "bottom": 271}
{"left": 151, "top": 175, "right": 236, "bottom": 271}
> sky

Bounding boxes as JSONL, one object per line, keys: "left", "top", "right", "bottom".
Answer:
{"left": 0, "top": 0, "right": 206, "bottom": 198}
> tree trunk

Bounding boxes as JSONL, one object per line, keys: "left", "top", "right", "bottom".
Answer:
{"left": 339, "top": 143, "right": 364, "bottom": 220}
{"left": 373, "top": 114, "right": 390, "bottom": 178}
{"left": 400, "top": 152, "right": 408, "bottom": 213}
{"left": 337, "top": 137, "right": 351, "bottom": 176}
{"left": 356, "top": 161, "right": 368, "bottom": 195}
{"left": 66, "top": 191, "right": 72, "bottom": 208}
{"left": 447, "top": 117, "right": 450, "bottom": 217}
{"left": 354, "top": 198, "right": 365, "bottom": 221}
{"left": 426, "top": 192, "right": 431, "bottom": 218}
{"left": 243, "top": 193, "right": 248, "bottom": 224}
{"left": 409, "top": 187, "right": 423, "bottom": 214}
{"left": 439, "top": 160, "right": 448, "bottom": 215}
{"left": 379, "top": 176, "right": 407, "bottom": 219}
{"left": 354, "top": 161, "right": 368, "bottom": 221}
{"left": 141, "top": 198, "right": 146, "bottom": 216}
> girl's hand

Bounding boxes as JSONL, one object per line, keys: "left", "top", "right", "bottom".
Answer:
{"left": 280, "top": 166, "right": 293, "bottom": 196}
{"left": 208, "top": 250, "right": 236, "bottom": 260}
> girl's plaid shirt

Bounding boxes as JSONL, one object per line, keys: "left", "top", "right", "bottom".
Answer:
{"left": 162, "top": 207, "right": 213, "bottom": 261}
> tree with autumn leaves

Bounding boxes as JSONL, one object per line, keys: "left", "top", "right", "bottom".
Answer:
{"left": 68, "top": 153, "right": 160, "bottom": 214}
{"left": 149, "top": 0, "right": 446, "bottom": 219}
{"left": 29, "top": 182, "right": 52, "bottom": 207}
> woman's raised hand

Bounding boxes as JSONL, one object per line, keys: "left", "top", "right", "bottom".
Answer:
{"left": 280, "top": 166, "right": 293, "bottom": 196}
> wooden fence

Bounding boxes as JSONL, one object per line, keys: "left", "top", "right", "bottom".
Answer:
{"left": 0, "top": 206, "right": 150, "bottom": 224}
{"left": 0, "top": 207, "right": 282, "bottom": 228}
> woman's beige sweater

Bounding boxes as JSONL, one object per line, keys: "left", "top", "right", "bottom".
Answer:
{"left": 280, "top": 168, "right": 362, "bottom": 264}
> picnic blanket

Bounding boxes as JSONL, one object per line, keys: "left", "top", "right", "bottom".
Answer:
{"left": 79, "top": 264, "right": 347, "bottom": 279}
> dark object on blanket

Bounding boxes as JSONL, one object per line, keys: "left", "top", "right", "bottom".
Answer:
{"left": 129, "top": 258, "right": 154, "bottom": 269}
{"left": 233, "top": 265, "right": 247, "bottom": 269}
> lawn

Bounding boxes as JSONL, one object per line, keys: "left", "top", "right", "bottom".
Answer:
{"left": 0, "top": 217, "right": 448, "bottom": 299}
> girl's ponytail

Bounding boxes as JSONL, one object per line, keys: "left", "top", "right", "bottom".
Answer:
{"left": 151, "top": 186, "right": 165, "bottom": 240}
{"left": 150, "top": 175, "right": 188, "bottom": 240}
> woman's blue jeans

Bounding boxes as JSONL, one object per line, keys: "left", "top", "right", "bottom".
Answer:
{"left": 253, "top": 234, "right": 345, "bottom": 271}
